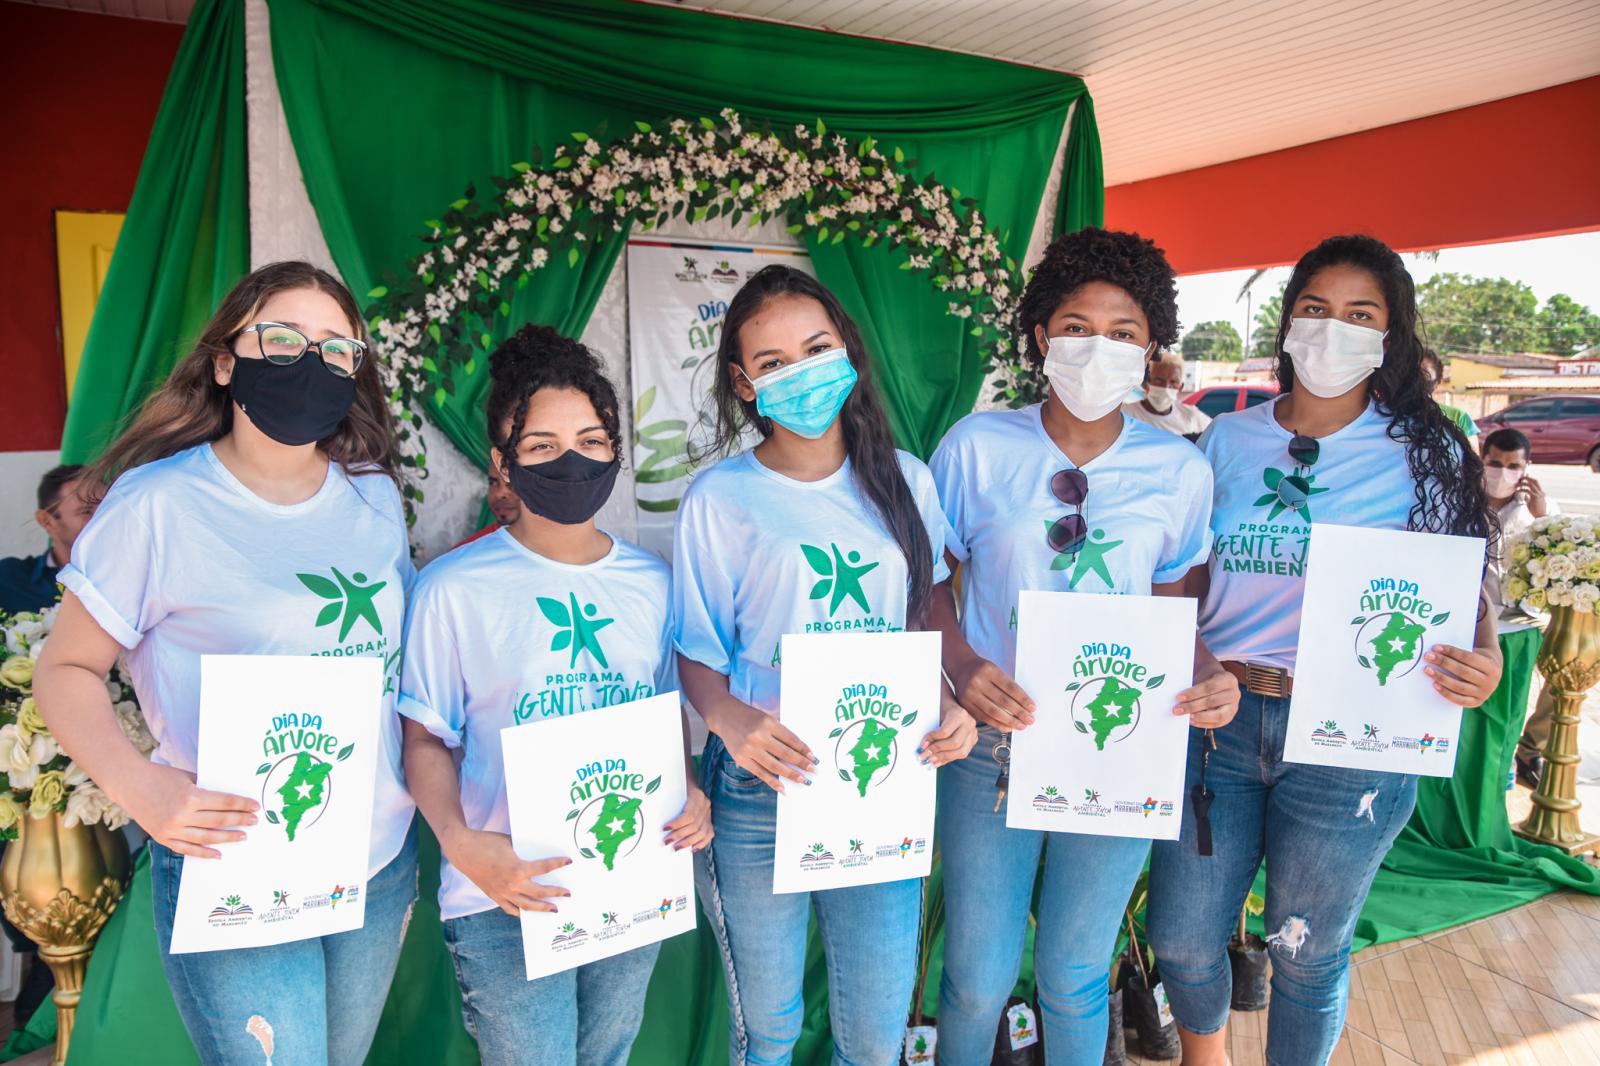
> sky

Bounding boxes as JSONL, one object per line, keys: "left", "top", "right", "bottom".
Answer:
{"left": 1175, "top": 231, "right": 1600, "bottom": 354}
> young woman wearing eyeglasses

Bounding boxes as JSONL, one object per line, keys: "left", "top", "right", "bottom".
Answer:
{"left": 34, "top": 262, "right": 417, "bottom": 1066}
{"left": 1145, "top": 235, "right": 1502, "bottom": 1066}
{"left": 927, "top": 227, "right": 1240, "bottom": 1064}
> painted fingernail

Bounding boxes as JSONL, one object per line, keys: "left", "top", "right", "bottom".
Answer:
{"left": 811, "top": 756, "right": 820, "bottom": 766}
{"left": 804, "top": 778, "right": 813, "bottom": 787}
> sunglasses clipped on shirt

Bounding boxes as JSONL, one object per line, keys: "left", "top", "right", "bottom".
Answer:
{"left": 1273, "top": 433, "right": 1321, "bottom": 511}
{"left": 1046, "top": 468, "right": 1089, "bottom": 557}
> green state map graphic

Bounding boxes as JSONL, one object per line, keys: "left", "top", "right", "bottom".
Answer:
{"left": 587, "top": 793, "right": 643, "bottom": 871}
{"left": 847, "top": 719, "right": 898, "bottom": 796}
{"left": 1085, "top": 677, "right": 1140, "bottom": 750}
{"left": 1370, "top": 612, "right": 1427, "bottom": 685}
{"left": 277, "top": 752, "right": 333, "bottom": 841}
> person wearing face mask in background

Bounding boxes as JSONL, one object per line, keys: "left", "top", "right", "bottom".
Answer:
{"left": 1479, "top": 426, "right": 1559, "bottom": 787}
{"left": 926, "top": 228, "right": 1239, "bottom": 1065}
{"left": 398, "top": 326, "right": 712, "bottom": 1066}
{"left": 1125, "top": 346, "right": 1211, "bottom": 439}
{"left": 1421, "top": 349, "right": 1479, "bottom": 445}
{"left": 1146, "top": 236, "right": 1503, "bottom": 1066}
{"left": 33, "top": 262, "right": 418, "bottom": 1066}
{"left": 673, "top": 265, "right": 977, "bottom": 1065}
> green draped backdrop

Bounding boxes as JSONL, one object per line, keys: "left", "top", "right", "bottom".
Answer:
{"left": 41, "top": 0, "right": 1599, "bottom": 1062}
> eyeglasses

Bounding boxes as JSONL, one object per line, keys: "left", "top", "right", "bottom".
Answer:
{"left": 1275, "top": 433, "right": 1321, "bottom": 511}
{"left": 1046, "top": 468, "right": 1089, "bottom": 557}
{"left": 237, "top": 323, "right": 367, "bottom": 378}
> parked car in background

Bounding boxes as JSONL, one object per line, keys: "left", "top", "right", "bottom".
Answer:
{"left": 1184, "top": 382, "right": 1279, "bottom": 419}
{"left": 1476, "top": 395, "right": 1600, "bottom": 470}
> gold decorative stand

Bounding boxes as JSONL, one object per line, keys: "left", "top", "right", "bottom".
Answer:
{"left": 1515, "top": 606, "right": 1600, "bottom": 856}
{"left": 0, "top": 813, "right": 131, "bottom": 1066}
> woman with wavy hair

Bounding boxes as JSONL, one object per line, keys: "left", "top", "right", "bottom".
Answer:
{"left": 673, "top": 264, "right": 977, "bottom": 1064}
{"left": 1146, "top": 235, "right": 1502, "bottom": 1066}
{"left": 35, "top": 261, "right": 417, "bottom": 1066}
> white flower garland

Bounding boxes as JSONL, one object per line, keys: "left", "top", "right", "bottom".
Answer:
{"left": 366, "top": 110, "right": 1035, "bottom": 519}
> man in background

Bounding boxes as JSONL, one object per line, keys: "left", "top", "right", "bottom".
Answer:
{"left": 0, "top": 464, "right": 92, "bottom": 614}
{"left": 1124, "top": 347, "right": 1211, "bottom": 438}
{"left": 1421, "top": 350, "right": 1479, "bottom": 444}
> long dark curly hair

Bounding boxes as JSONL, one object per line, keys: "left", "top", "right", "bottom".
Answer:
{"left": 1274, "top": 235, "right": 1492, "bottom": 548}
{"left": 703, "top": 265, "right": 934, "bottom": 626}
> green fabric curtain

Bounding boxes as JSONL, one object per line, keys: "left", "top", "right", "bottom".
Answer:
{"left": 58, "top": 0, "right": 249, "bottom": 464}
{"left": 267, "top": 0, "right": 1098, "bottom": 460}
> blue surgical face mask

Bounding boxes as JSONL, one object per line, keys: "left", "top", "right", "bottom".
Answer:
{"left": 742, "top": 347, "right": 858, "bottom": 439}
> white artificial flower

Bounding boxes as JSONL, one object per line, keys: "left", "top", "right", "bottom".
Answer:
{"left": 63, "top": 783, "right": 112, "bottom": 829}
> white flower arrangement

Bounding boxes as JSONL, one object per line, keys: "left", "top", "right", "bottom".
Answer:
{"left": 1503, "top": 514, "right": 1600, "bottom": 617}
{"left": 365, "top": 110, "right": 1030, "bottom": 523}
{"left": 0, "top": 605, "right": 155, "bottom": 836}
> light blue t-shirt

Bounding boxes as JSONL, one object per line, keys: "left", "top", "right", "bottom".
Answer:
{"left": 1199, "top": 396, "right": 1437, "bottom": 672}
{"left": 398, "top": 528, "right": 674, "bottom": 919}
{"left": 672, "top": 449, "right": 951, "bottom": 716}
{"left": 929, "top": 405, "right": 1214, "bottom": 675}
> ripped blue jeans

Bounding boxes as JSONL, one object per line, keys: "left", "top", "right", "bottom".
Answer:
{"left": 1147, "top": 692, "right": 1417, "bottom": 1066}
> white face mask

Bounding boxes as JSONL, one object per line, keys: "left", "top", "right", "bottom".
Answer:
{"left": 1043, "top": 334, "right": 1150, "bottom": 422}
{"left": 1282, "top": 317, "right": 1387, "bottom": 398}
{"left": 1144, "top": 384, "right": 1180, "bottom": 412}
{"left": 1484, "top": 466, "right": 1521, "bottom": 499}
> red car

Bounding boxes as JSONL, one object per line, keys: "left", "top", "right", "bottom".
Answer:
{"left": 1184, "top": 383, "right": 1279, "bottom": 419}
{"left": 1476, "top": 395, "right": 1600, "bottom": 469}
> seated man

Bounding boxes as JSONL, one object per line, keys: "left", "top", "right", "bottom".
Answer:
{"left": 0, "top": 464, "right": 93, "bottom": 615}
{"left": 1123, "top": 347, "right": 1210, "bottom": 438}
{"left": 1481, "top": 427, "right": 1560, "bottom": 788}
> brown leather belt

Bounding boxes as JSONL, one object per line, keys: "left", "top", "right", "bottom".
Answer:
{"left": 1221, "top": 660, "right": 1294, "bottom": 698}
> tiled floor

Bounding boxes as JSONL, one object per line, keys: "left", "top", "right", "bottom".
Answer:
{"left": 1127, "top": 891, "right": 1600, "bottom": 1065}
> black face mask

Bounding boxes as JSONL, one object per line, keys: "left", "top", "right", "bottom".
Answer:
{"left": 229, "top": 355, "right": 359, "bottom": 446}
{"left": 506, "top": 448, "right": 620, "bottom": 525}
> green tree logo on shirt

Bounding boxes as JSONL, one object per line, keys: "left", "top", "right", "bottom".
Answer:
{"left": 297, "top": 568, "right": 386, "bottom": 641}
{"left": 802, "top": 543, "right": 879, "bottom": 615}
{"left": 1252, "top": 466, "right": 1329, "bottom": 523}
{"left": 538, "top": 593, "right": 615, "bottom": 668}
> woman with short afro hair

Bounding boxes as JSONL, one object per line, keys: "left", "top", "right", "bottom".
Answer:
{"left": 927, "top": 227, "right": 1240, "bottom": 1064}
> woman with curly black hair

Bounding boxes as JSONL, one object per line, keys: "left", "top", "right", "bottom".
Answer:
{"left": 397, "top": 325, "right": 712, "bottom": 1065}
{"left": 1146, "top": 235, "right": 1502, "bottom": 1066}
{"left": 927, "top": 227, "right": 1240, "bottom": 1064}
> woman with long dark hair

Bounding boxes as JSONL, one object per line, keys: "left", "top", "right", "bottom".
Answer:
{"left": 34, "top": 261, "right": 417, "bottom": 1066}
{"left": 673, "top": 264, "right": 977, "bottom": 1063}
{"left": 928, "top": 227, "right": 1239, "bottom": 1064}
{"left": 1146, "top": 235, "right": 1502, "bottom": 1066}
{"left": 399, "top": 326, "right": 711, "bottom": 1065}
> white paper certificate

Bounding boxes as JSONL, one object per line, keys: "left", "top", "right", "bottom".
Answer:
{"left": 1007, "top": 591, "right": 1197, "bottom": 840}
{"left": 501, "top": 692, "right": 696, "bottom": 980}
{"left": 772, "top": 631, "right": 941, "bottom": 893}
{"left": 169, "top": 655, "right": 381, "bottom": 954}
{"left": 1285, "top": 524, "right": 1485, "bottom": 778}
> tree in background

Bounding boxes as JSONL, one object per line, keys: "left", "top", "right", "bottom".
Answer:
{"left": 1247, "top": 293, "right": 1284, "bottom": 362}
{"left": 1180, "top": 320, "right": 1242, "bottom": 361}
{"left": 1417, "top": 273, "right": 1600, "bottom": 355}
{"left": 1537, "top": 293, "right": 1600, "bottom": 355}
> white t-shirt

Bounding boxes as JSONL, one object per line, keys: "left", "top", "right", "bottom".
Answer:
{"left": 60, "top": 444, "right": 415, "bottom": 877}
{"left": 398, "top": 529, "right": 674, "bottom": 920}
{"left": 1123, "top": 398, "right": 1212, "bottom": 437}
{"left": 672, "top": 449, "right": 951, "bottom": 715}
{"left": 930, "top": 405, "right": 1214, "bottom": 675}
{"left": 1199, "top": 397, "right": 1446, "bottom": 672}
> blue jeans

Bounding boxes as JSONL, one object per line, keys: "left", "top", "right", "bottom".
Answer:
{"left": 698, "top": 734, "right": 923, "bottom": 1066}
{"left": 1147, "top": 692, "right": 1418, "bottom": 1066}
{"left": 936, "top": 725, "right": 1150, "bottom": 1066}
{"left": 151, "top": 822, "right": 419, "bottom": 1066}
{"left": 443, "top": 906, "right": 660, "bottom": 1066}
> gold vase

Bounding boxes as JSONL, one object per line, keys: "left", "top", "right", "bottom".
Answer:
{"left": 0, "top": 811, "right": 131, "bottom": 1066}
{"left": 1515, "top": 606, "right": 1600, "bottom": 856}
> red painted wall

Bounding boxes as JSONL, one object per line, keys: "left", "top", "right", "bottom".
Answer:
{"left": 0, "top": 6, "right": 183, "bottom": 452}
{"left": 1105, "top": 77, "right": 1600, "bottom": 276}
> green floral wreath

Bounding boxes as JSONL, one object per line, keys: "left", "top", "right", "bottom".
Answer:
{"left": 365, "top": 109, "right": 1037, "bottom": 517}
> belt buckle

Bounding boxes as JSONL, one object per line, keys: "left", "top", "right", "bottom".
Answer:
{"left": 1244, "top": 663, "right": 1288, "bottom": 698}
